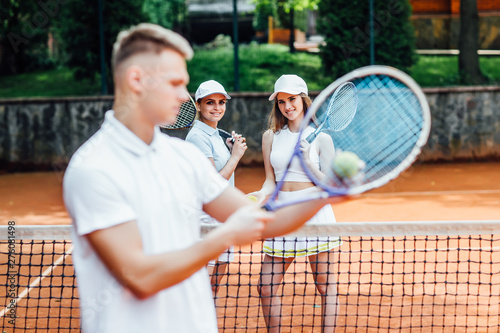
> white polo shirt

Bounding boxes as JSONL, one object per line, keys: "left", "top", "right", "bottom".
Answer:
{"left": 185, "top": 120, "right": 234, "bottom": 187}
{"left": 63, "top": 111, "right": 228, "bottom": 333}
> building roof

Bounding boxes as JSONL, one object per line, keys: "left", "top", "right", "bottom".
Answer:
{"left": 188, "top": 0, "right": 255, "bottom": 15}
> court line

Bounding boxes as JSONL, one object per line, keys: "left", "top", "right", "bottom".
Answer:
{"left": 364, "top": 189, "right": 500, "bottom": 197}
{"left": 0, "top": 246, "right": 74, "bottom": 318}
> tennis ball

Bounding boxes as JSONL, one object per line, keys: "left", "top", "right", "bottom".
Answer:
{"left": 247, "top": 195, "right": 258, "bottom": 202}
{"left": 332, "top": 151, "right": 364, "bottom": 179}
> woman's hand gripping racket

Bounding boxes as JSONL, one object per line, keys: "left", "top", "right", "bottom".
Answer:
{"left": 263, "top": 65, "right": 431, "bottom": 211}
{"left": 218, "top": 129, "right": 236, "bottom": 144}
{"left": 160, "top": 90, "right": 197, "bottom": 130}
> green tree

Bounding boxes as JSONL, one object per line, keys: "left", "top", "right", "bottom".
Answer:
{"left": 253, "top": 0, "right": 314, "bottom": 53}
{"left": 317, "top": 0, "right": 416, "bottom": 78}
{"left": 280, "top": 0, "right": 316, "bottom": 53}
{"left": 143, "top": 0, "right": 188, "bottom": 33}
{"left": 54, "top": 0, "right": 147, "bottom": 91}
{"left": 458, "top": 0, "right": 486, "bottom": 84}
{"left": 253, "top": 0, "right": 277, "bottom": 33}
{"left": 1, "top": 0, "right": 54, "bottom": 75}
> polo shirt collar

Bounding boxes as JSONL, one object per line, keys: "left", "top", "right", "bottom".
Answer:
{"left": 194, "top": 120, "right": 218, "bottom": 136}
{"left": 103, "top": 110, "right": 162, "bottom": 156}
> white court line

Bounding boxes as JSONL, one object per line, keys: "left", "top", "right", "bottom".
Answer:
{"left": 0, "top": 246, "right": 74, "bottom": 318}
{"left": 364, "top": 189, "right": 500, "bottom": 197}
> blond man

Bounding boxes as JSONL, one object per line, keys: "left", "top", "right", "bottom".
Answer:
{"left": 63, "top": 23, "right": 341, "bottom": 332}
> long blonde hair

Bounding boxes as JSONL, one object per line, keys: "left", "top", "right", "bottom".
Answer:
{"left": 267, "top": 93, "right": 312, "bottom": 133}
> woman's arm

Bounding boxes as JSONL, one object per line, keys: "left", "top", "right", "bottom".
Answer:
{"left": 189, "top": 131, "right": 246, "bottom": 181}
{"left": 300, "top": 133, "right": 336, "bottom": 183}
{"left": 217, "top": 133, "right": 247, "bottom": 180}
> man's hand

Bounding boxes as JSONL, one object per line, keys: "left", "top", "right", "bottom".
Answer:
{"left": 218, "top": 205, "right": 273, "bottom": 246}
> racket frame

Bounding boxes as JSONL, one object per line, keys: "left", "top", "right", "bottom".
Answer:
{"left": 305, "top": 81, "right": 358, "bottom": 143}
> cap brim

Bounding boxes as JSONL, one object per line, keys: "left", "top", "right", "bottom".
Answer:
{"left": 197, "top": 92, "right": 231, "bottom": 100}
{"left": 268, "top": 89, "right": 302, "bottom": 101}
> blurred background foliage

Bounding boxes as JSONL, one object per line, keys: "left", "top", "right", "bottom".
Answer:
{"left": 317, "top": 0, "right": 417, "bottom": 77}
{"left": 0, "top": 0, "right": 498, "bottom": 98}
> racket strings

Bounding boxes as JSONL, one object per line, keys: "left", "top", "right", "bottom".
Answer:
{"left": 360, "top": 83, "right": 420, "bottom": 169}
{"left": 308, "top": 74, "right": 426, "bottom": 190}
{"left": 356, "top": 108, "right": 419, "bottom": 180}
{"left": 376, "top": 75, "right": 423, "bottom": 136}
{"left": 310, "top": 82, "right": 357, "bottom": 134}
{"left": 330, "top": 85, "right": 357, "bottom": 131}
{"left": 162, "top": 100, "right": 197, "bottom": 129}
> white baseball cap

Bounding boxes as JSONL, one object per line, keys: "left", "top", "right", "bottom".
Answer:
{"left": 269, "top": 75, "right": 308, "bottom": 101}
{"left": 195, "top": 80, "right": 231, "bottom": 101}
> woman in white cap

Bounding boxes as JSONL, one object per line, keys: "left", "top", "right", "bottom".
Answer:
{"left": 250, "top": 75, "right": 341, "bottom": 332}
{"left": 185, "top": 80, "right": 247, "bottom": 296}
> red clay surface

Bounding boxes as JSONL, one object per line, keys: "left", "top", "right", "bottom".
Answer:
{"left": 235, "top": 162, "right": 500, "bottom": 222}
{"left": 0, "top": 162, "right": 499, "bottom": 225}
{"left": 1, "top": 162, "right": 500, "bottom": 332}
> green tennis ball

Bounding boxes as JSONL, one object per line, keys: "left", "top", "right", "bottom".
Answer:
{"left": 332, "top": 151, "right": 363, "bottom": 179}
{"left": 246, "top": 195, "right": 258, "bottom": 202}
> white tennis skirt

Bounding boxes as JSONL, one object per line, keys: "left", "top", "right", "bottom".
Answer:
{"left": 201, "top": 215, "right": 234, "bottom": 264}
{"left": 263, "top": 187, "right": 342, "bottom": 258}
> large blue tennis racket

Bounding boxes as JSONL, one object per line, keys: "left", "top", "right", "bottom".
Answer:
{"left": 263, "top": 65, "right": 431, "bottom": 211}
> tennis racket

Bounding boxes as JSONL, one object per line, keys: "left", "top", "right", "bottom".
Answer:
{"left": 162, "top": 92, "right": 237, "bottom": 145}
{"left": 218, "top": 128, "right": 236, "bottom": 144}
{"left": 160, "top": 90, "right": 197, "bottom": 130}
{"left": 305, "top": 81, "right": 358, "bottom": 143}
{"left": 263, "top": 65, "right": 431, "bottom": 211}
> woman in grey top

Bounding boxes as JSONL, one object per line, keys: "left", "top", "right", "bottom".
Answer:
{"left": 185, "top": 80, "right": 247, "bottom": 295}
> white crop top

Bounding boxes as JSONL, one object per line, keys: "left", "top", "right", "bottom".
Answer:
{"left": 270, "top": 126, "right": 320, "bottom": 182}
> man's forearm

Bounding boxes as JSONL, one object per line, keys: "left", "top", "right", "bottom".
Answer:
{"left": 262, "top": 197, "right": 341, "bottom": 238}
{"left": 86, "top": 221, "right": 233, "bottom": 300}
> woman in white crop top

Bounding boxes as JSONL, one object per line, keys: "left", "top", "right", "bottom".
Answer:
{"left": 249, "top": 75, "right": 341, "bottom": 332}
{"left": 185, "top": 80, "right": 247, "bottom": 296}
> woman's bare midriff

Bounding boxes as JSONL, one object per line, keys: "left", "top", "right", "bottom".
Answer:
{"left": 280, "top": 181, "right": 316, "bottom": 192}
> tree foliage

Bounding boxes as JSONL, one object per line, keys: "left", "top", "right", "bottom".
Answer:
{"left": 253, "top": 0, "right": 277, "bottom": 32}
{"left": 142, "top": 0, "right": 188, "bottom": 32}
{"left": 0, "top": 0, "right": 55, "bottom": 75}
{"left": 458, "top": 0, "right": 486, "bottom": 84}
{"left": 317, "top": 0, "right": 416, "bottom": 78}
{"left": 253, "top": 0, "right": 313, "bottom": 53}
{"left": 54, "top": 0, "right": 147, "bottom": 90}
{"left": 253, "top": 1, "right": 307, "bottom": 33}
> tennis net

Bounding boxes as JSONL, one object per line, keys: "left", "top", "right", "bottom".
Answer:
{"left": 2, "top": 221, "right": 500, "bottom": 332}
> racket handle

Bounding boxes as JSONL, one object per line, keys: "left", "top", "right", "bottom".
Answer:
{"left": 305, "top": 131, "right": 318, "bottom": 143}
{"left": 261, "top": 203, "right": 272, "bottom": 211}
{"left": 219, "top": 129, "right": 236, "bottom": 143}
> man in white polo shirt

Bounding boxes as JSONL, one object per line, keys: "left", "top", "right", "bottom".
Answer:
{"left": 63, "top": 23, "right": 342, "bottom": 333}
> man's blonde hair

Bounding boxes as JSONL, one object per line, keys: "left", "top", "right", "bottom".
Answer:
{"left": 112, "top": 23, "right": 193, "bottom": 73}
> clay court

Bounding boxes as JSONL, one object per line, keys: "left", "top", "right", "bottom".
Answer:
{"left": 1, "top": 162, "right": 500, "bottom": 332}
{"left": 1, "top": 162, "right": 498, "bottom": 225}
